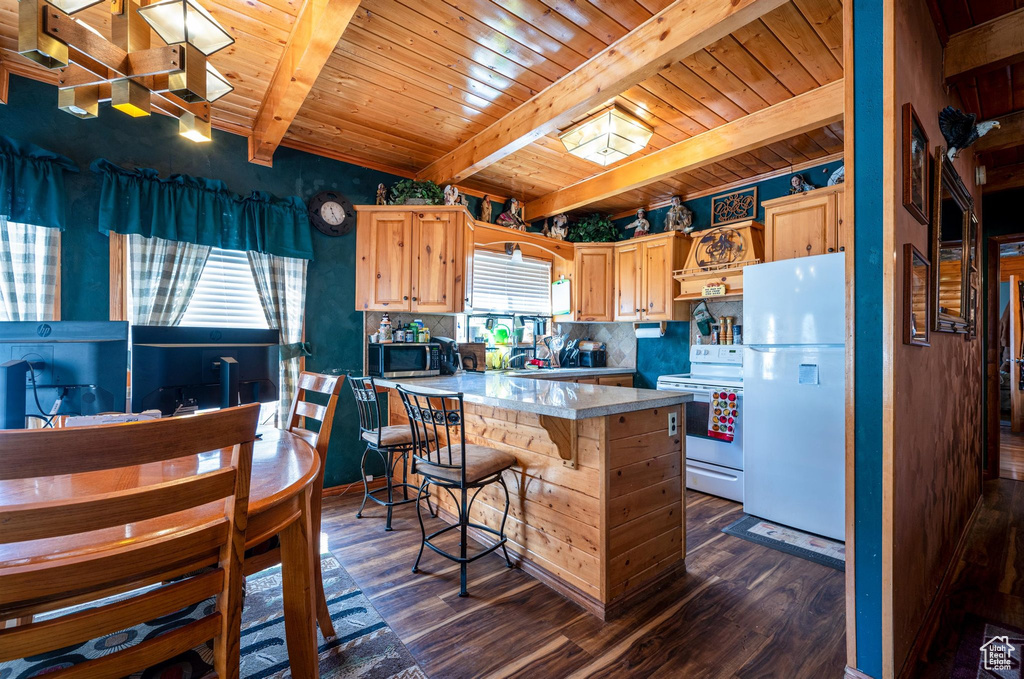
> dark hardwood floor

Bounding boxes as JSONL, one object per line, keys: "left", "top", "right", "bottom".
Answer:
{"left": 1001, "top": 426, "right": 1024, "bottom": 481}
{"left": 320, "top": 488, "right": 846, "bottom": 678}
{"left": 917, "top": 476, "right": 1024, "bottom": 678}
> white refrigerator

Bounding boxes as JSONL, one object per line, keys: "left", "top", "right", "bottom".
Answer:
{"left": 742, "top": 253, "right": 846, "bottom": 541}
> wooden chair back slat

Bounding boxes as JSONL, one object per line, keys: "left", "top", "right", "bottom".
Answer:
{"left": 0, "top": 520, "right": 228, "bottom": 608}
{"left": 0, "top": 468, "right": 237, "bottom": 544}
{"left": 47, "top": 614, "right": 223, "bottom": 679}
{"left": 0, "top": 405, "right": 258, "bottom": 678}
{"left": 0, "top": 406, "right": 259, "bottom": 481}
{"left": 284, "top": 370, "right": 344, "bottom": 493}
{"left": 0, "top": 568, "right": 223, "bottom": 661}
{"left": 294, "top": 400, "right": 327, "bottom": 422}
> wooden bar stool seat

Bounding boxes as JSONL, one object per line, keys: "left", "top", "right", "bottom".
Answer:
{"left": 360, "top": 424, "right": 436, "bottom": 447}
{"left": 415, "top": 445, "right": 516, "bottom": 484}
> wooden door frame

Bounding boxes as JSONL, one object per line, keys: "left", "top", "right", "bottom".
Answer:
{"left": 985, "top": 234, "right": 1024, "bottom": 479}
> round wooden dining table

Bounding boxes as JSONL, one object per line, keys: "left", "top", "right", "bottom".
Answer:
{"left": 0, "top": 427, "right": 323, "bottom": 679}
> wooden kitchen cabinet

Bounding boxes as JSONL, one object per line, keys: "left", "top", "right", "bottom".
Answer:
{"left": 570, "top": 244, "right": 615, "bottom": 322}
{"left": 614, "top": 231, "right": 689, "bottom": 321}
{"left": 355, "top": 205, "right": 474, "bottom": 312}
{"left": 762, "top": 185, "right": 847, "bottom": 262}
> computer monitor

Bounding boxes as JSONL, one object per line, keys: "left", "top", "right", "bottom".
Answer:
{"left": 0, "top": 321, "right": 129, "bottom": 428}
{"left": 131, "top": 326, "right": 280, "bottom": 416}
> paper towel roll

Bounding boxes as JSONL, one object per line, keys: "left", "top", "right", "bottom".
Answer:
{"left": 634, "top": 325, "right": 665, "bottom": 339}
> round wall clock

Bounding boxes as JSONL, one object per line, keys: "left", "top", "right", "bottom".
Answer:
{"left": 307, "top": 191, "right": 355, "bottom": 236}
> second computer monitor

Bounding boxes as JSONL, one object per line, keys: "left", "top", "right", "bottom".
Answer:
{"left": 131, "top": 326, "right": 280, "bottom": 416}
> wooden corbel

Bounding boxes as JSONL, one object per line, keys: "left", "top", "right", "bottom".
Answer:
{"left": 539, "top": 415, "right": 578, "bottom": 469}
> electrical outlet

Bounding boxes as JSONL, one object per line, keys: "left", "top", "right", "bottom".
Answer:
{"left": 365, "top": 474, "right": 374, "bottom": 482}
{"left": 668, "top": 411, "right": 678, "bottom": 436}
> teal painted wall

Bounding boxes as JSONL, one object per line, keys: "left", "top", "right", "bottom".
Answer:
{"left": 0, "top": 74, "right": 404, "bottom": 487}
{"left": 610, "top": 159, "right": 843, "bottom": 390}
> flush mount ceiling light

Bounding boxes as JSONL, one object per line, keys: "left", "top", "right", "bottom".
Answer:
{"left": 17, "top": 0, "right": 232, "bottom": 143}
{"left": 559, "top": 105, "right": 654, "bottom": 167}
{"left": 137, "top": 0, "right": 234, "bottom": 56}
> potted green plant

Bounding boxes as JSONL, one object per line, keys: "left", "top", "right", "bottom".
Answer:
{"left": 568, "top": 213, "right": 619, "bottom": 243}
{"left": 389, "top": 179, "right": 444, "bottom": 206}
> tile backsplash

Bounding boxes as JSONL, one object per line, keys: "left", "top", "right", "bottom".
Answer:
{"left": 363, "top": 312, "right": 456, "bottom": 340}
{"left": 689, "top": 300, "right": 743, "bottom": 345}
{"left": 554, "top": 322, "right": 637, "bottom": 369}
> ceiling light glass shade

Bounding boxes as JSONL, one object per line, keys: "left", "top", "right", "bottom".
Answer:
{"left": 510, "top": 244, "right": 524, "bottom": 264}
{"left": 137, "top": 0, "right": 234, "bottom": 56}
{"left": 111, "top": 79, "right": 151, "bottom": 117}
{"left": 179, "top": 112, "right": 212, "bottom": 142}
{"left": 559, "top": 105, "right": 654, "bottom": 167}
{"left": 205, "top": 62, "right": 232, "bottom": 102}
{"left": 57, "top": 85, "right": 98, "bottom": 119}
{"left": 46, "top": 0, "right": 105, "bottom": 13}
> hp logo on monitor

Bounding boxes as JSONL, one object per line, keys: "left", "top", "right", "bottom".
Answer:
{"left": 36, "top": 324, "right": 52, "bottom": 338}
{"left": 209, "top": 330, "right": 223, "bottom": 342}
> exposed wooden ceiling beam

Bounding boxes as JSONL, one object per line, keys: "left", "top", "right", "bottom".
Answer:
{"left": 525, "top": 80, "right": 844, "bottom": 220}
{"left": 415, "top": 0, "right": 790, "bottom": 186}
{"left": 983, "top": 161, "right": 1024, "bottom": 194}
{"left": 944, "top": 7, "right": 1024, "bottom": 80}
{"left": 248, "top": 0, "right": 361, "bottom": 167}
{"left": 977, "top": 110, "right": 1024, "bottom": 153}
{"left": 0, "top": 60, "right": 8, "bottom": 105}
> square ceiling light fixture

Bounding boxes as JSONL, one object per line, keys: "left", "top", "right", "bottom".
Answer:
{"left": 137, "top": 0, "right": 234, "bottom": 56}
{"left": 559, "top": 105, "right": 653, "bottom": 166}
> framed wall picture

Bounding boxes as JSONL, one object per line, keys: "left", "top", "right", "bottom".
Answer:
{"left": 903, "top": 243, "right": 930, "bottom": 346}
{"left": 711, "top": 187, "right": 758, "bottom": 226}
{"left": 902, "top": 103, "right": 929, "bottom": 225}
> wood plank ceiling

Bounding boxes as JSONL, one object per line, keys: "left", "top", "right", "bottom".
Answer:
{"left": 0, "top": 0, "right": 845, "bottom": 215}
{"left": 929, "top": 0, "right": 1024, "bottom": 192}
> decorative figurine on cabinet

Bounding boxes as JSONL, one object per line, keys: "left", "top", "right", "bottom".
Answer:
{"left": 375, "top": 183, "right": 387, "bottom": 205}
{"left": 550, "top": 213, "right": 569, "bottom": 240}
{"left": 628, "top": 208, "right": 651, "bottom": 238}
{"left": 789, "top": 174, "right": 815, "bottom": 194}
{"left": 828, "top": 165, "right": 845, "bottom": 186}
{"left": 664, "top": 196, "right": 694, "bottom": 233}
{"left": 480, "top": 195, "right": 492, "bottom": 223}
{"left": 496, "top": 197, "right": 527, "bottom": 230}
{"left": 443, "top": 184, "right": 460, "bottom": 206}
{"left": 938, "top": 106, "right": 1000, "bottom": 160}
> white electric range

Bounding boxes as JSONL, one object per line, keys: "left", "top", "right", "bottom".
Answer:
{"left": 656, "top": 345, "right": 744, "bottom": 502}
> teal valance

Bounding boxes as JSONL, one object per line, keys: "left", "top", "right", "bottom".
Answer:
{"left": 0, "top": 135, "right": 79, "bottom": 230}
{"left": 90, "top": 159, "right": 314, "bottom": 260}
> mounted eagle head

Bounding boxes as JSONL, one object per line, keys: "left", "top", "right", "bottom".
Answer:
{"left": 938, "top": 106, "right": 1000, "bottom": 160}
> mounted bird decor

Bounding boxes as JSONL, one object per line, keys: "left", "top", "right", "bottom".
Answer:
{"left": 938, "top": 106, "right": 1000, "bottom": 160}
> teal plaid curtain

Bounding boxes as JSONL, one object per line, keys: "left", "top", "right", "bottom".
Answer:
{"left": 90, "top": 159, "right": 314, "bottom": 260}
{"left": 0, "top": 216, "right": 59, "bottom": 321}
{"left": 0, "top": 136, "right": 78, "bottom": 231}
{"left": 128, "top": 234, "right": 211, "bottom": 326}
{"left": 247, "top": 252, "right": 308, "bottom": 426}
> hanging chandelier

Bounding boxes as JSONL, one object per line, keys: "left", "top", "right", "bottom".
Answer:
{"left": 18, "top": 0, "right": 234, "bottom": 143}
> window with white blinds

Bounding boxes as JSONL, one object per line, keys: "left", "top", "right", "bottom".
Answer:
{"left": 471, "top": 250, "right": 552, "bottom": 315}
{"left": 179, "top": 248, "right": 269, "bottom": 329}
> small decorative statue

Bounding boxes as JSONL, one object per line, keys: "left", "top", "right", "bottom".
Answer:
{"left": 443, "top": 184, "right": 459, "bottom": 206}
{"left": 480, "top": 194, "right": 492, "bottom": 223}
{"left": 827, "top": 165, "right": 845, "bottom": 186}
{"left": 628, "top": 207, "right": 650, "bottom": 238}
{"left": 541, "top": 218, "right": 550, "bottom": 237}
{"left": 496, "top": 197, "right": 527, "bottom": 230}
{"left": 550, "top": 213, "right": 569, "bottom": 240}
{"left": 789, "top": 174, "right": 815, "bottom": 194}
{"left": 664, "top": 196, "right": 694, "bottom": 233}
{"left": 375, "top": 183, "right": 387, "bottom": 205}
{"left": 938, "top": 106, "right": 1000, "bottom": 160}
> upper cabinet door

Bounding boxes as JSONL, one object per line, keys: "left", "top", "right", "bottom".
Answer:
{"left": 764, "top": 191, "right": 837, "bottom": 261}
{"left": 360, "top": 211, "right": 413, "bottom": 311}
{"left": 411, "top": 210, "right": 458, "bottom": 313}
{"left": 575, "top": 245, "right": 614, "bottom": 322}
{"left": 614, "top": 242, "right": 643, "bottom": 321}
{"left": 642, "top": 237, "right": 675, "bottom": 320}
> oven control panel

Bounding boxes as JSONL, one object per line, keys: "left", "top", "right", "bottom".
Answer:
{"left": 689, "top": 345, "right": 743, "bottom": 364}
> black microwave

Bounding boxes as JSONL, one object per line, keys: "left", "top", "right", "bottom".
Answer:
{"left": 368, "top": 342, "right": 441, "bottom": 378}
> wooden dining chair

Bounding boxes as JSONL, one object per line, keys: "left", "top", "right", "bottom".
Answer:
{"left": 244, "top": 370, "right": 344, "bottom": 638}
{"left": 0, "top": 404, "right": 260, "bottom": 679}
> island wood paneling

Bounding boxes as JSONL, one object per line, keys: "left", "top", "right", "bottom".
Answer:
{"left": 387, "top": 393, "right": 684, "bottom": 618}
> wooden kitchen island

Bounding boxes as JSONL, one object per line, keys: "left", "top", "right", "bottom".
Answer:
{"left": 375, "top": 373, "right": 692, "bottom": 619}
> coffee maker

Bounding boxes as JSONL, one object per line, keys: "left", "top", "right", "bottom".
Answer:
{"left": 435, "top": 337, "right": 463, "bottom": 375}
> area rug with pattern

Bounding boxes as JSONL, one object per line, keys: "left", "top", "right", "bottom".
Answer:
{"left": 722, "top": 515, "right": 845, "bottom": 571}
{"left": 0, "top": 554, "right": 426, "bottom": 679}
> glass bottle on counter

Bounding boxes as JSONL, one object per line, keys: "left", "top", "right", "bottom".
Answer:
{"left": 379, "top": 313, "right": 393, "bottom": 343}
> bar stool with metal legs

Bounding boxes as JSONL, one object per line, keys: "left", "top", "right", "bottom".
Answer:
{"left": 351, "top": 376, "right": 433, "bottom": 531}
{"left": 397, "top": 385, "right": 517, "bottom": 597}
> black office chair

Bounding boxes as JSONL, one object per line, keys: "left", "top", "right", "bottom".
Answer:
{"left": 397, "top": 385, "right": 516, "bottom": 597}
{"left": 351, "top": 376, "right": 433, "bottom": 531}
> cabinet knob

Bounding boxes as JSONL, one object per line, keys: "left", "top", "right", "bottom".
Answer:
{"left": 403, "top": 296, "right": 408, "bottom": 300}
{"left": 839, "top": 246, "right": 845, "bottom": 252}
{"left": 635, "top": 308, "right": 640, "bottom": 313}
{"left": 412, "top": 296, "right": 417, "bottom": 301}
{"left": 806, "top": 244, "right": 812, "bottom": 252}
{"left": 827, "top": 247, "right": 835, "bottom": 253}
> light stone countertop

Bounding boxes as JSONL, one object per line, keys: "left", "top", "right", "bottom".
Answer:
{"left": 373, "top": 372, "right": 693, "bottom": 420}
